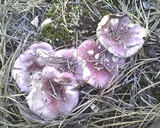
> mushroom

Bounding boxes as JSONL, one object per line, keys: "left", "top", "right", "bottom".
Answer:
{"left": 74, "top": 39, "right": 124, "bottom": 88}
{"left": 52, "top": 48, "right": 85, "bottom": 84}
{"left": 26, "top": 65, "right": 79, "bottom": 119}
{"left": 53, "top": 48, "right": 77, "bottom": 73}
{"left": 99, "top": 48, "right": 125, "bottom": 72}
{"left": 96, "top": 14, "right": 146, "bottom": 58}
{"left": 12, "top": 42, "right": 54, "bottom": 92}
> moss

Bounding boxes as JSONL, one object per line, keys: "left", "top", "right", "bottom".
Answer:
{"left": 38, "top": 0, "right": 111, "bottom": 46}
{"left": 39, "top": 0, "right": 111, "bottom": 47}
{"left": 39, "top": 22, "right": 72, "bottom": 47}
{"left": 39, "top": 1, "right": 76, "bottom": 47}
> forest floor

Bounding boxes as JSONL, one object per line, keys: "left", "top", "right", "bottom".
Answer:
{"left": 0, "top": 0, "right": 160, "bottom": 128}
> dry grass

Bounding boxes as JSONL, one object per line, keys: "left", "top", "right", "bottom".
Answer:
{"left": 0, "top": 0, "right": 160, "bottom": 128}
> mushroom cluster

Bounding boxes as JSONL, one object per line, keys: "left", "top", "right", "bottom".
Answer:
{"left": 12, "top": 14, "right": 145, "bottom": 119}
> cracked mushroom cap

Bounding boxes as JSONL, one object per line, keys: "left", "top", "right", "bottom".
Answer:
{"left": 12, "top": 42, "right": 54, "bottom": 92}
{"left": 74, "top": 39, "right": 123, "bottom": 88}
{"left": 26, "top": 65, "right": 79, "bottom": 119}
{"left": 97, "top": 14, "right": 146, "bottom": 58}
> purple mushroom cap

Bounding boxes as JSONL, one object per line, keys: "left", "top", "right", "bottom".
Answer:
{"left": 97, "top": 14, "right": 146, "bottom": 58}
{"left": 74, "top": 39, "right": 123, "bottom": 88}
{"left": 53, "top": 48, "right": 77, "bottom": 72}
{"left": 12, "top": 42, "right": 54, "bottom": 92}
{"left": 26, "top": 65, "right": 79, "bottom": 119}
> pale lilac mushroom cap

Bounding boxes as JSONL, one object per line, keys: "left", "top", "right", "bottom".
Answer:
{"left": 74, "top": 39, "right": 123, "bottom": 89}
{"left": 12, "top": 42, "right": 54, "bottom": 92}
{"left": 99, "top": 48, "right": 125, "bottom": 72}
{"left": 96, "top": 14, "right": 146, "bottom": 58}
{"left": 28, "top": 42, "right": 55, "bottom": 65}
{"left": 54, "top": 48, "right": 76, "bottom": 58}
{"left": 53, "top": 48, "right": 77, "bottom": 72}
{"left": 26, "top": 65, "right": 79, "bottom": 119}
{"left": 53, "top": 48, "right": 84, "bottom": 84}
